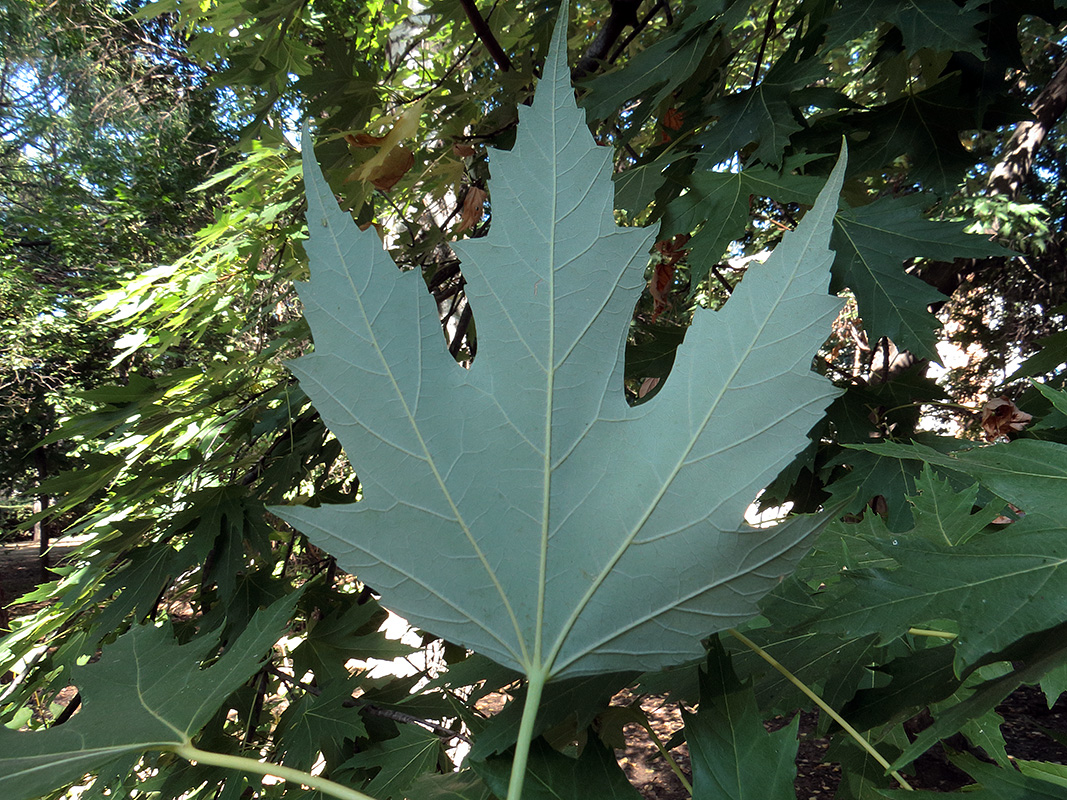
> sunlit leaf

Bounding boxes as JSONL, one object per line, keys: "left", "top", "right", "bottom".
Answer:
{"left": 0, "top": 595, "right": 297, "bottom": 800}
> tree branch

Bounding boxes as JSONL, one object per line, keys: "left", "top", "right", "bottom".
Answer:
{"left": 608, "top": 0, "right": 668, "bottom": 64}
{"left": 751, "top": 0, "right": 779, "bottom": 88}
{"left": 449, "top": 302, "right": 474, "bottom": 358}
{"left": 266, "top": 665, "right": 472, "bottom": 743}
{"left": 573, "top": 0, "right": 644, "bottom": 80}
{"left": 458, "top": 0, "right": 511, "bottom": 72}
{"left": 918, "top": 53, "right": 1067, "bottom": 301}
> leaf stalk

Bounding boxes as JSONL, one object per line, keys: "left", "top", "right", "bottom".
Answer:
{"left": 644, "top": 717, "right": 693, "bottom": 794}
{"left": 173, "top": 742, "right": 378, "bottom": 800}
{"left": 726, "top": 628, "right": 914, "bottom": 791}
{"left": 907, "top": 627, "right": 957, "bottom": 639}
{"left": 506, "top": 668, "right": 548, "bottom": 800}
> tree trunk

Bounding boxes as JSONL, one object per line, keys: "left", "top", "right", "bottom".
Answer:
{"left": 987, "top": 59, "right": 1067, "bottom": 200}
{"left": 34, "top": 446, "right": 50, "bottom": 580}
{"left": 918, "top": 54, "right": 1067, "bottom": 299}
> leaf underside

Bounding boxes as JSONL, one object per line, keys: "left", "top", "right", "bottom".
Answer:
{"left": 271, "top": 11, "right": 847, "bottom": 681}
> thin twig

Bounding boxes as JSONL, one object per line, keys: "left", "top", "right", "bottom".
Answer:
{"left": 709, "top": 264, "right": 733, "bottom": 294}
{"left": 51, "top": 692, "right": 81, "bottom": 726}
{"left": 751, "top": 0, "right": 780, "bottom": 88}
{"left": 428, "top": 261, "right": 462, "bottom": 293}
{"left": 361, "top": 704, "right": 472, "bottom": 743}
{"left": 267, "top": 666, "right": 471, "bottom": 743}
{"left": 613, "top": 123, "right": 641, "bottom": 160}
{"left": 449, "top": 303, "right": 474, "bottom": 358}
{"left": 408, "top": 37, "right": 477, "bottom": 103}
{"left": 643, "top": 716, "right": 692, "bottom": 793}
{"left": 243, "top": 670, "right": 269, "bottom": 747}
{"left": 441, "top": 287, "right": 464, "bottom": 327}
{"left": 435, "top": 279, "right": 465, "bottom": 304}
{"left": 574, "top": 0, "right": 643, "bottom": 79}
{"left": 377, "top": 190, "right": 421, "bottom": 247}
{"left": 279, "top": 529, "right": 299, "bottom": 579}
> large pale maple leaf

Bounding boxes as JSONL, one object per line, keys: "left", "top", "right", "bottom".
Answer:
{"left": 272, "top": 10, "right": 846, "bottom": 682}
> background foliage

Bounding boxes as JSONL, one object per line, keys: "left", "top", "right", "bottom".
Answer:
{"left": 3, "top": 0, "right": 1067, "bottom": 797}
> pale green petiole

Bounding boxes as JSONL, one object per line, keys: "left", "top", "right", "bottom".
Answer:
{"left": 727, "top": 628, "right": 914, "bottom": 791}
{"left": 644, "top": 716, "right": 693, "bottom": 795}
{"left": 173, "top": 742, "right": 378, "bottom": 800}
{"left": 506, "top": 668, "right": 549, "bottom": 800}
{"left": 907, "top": 627, "right": 957, "bottom": 639}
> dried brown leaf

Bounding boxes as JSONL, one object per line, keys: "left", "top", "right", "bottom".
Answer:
{"left": 980, "top": 397, "right": 1032, "bottom": 441}
{"left": 456, "top": 186, "right": 487, "bottom": 232}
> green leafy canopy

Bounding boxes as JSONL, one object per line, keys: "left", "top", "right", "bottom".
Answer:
{"left": 271, "top": 7, "right": 848, "bottom": 685}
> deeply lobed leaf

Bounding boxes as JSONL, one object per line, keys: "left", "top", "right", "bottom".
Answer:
{"left": 272, "top": 10, "right": 847, "bottom": 681}
{"left": 685, "top": 642, "right": 799, "bottom": 800}
{"left": 813, "top": 440, "right": 1067, "bottom": 670}
{"left": 0, "top": 595, "right": 296, "bottom": 800}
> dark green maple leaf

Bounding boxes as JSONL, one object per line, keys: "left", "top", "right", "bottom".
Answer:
{"left": 823, "top": 0, "right": 989, "bottom": 58}
{"left": 684, "top": 641, "right": 799, "bottom": 800}
{"left": 660, "top": 160, "right": 826, "bottom": 292}
{"left": 823, "top": 439, "right": 981, "bottom": 534}
{"left": 830, "top": 194, "right": 1008, "bottom": 360}
{"left": 889, "top": 630, "right": 1067, "bottom": 771}
{"left": 1004, "top": 330, "right": 1067, "bottom": 382}
{"left": 469, "top": 672, "right": 633, "bottom": 759}
{"left": 406, "top": 769, "right": 494, "bottom": 800}
{"left": 581, "top": 0, "right": 737, "bottom": 127}
{"left": 884, "top": 753, "right": 1067, "bottom": 798}
{"left": 272, "top": 677, "right": 368, "bottom": 770}
{"left": 834, "top": 75, "right": 983, "bottom": 196}
{"left": 824, "top": 445, "right": 924, "bottom": 531}
{"left": 838, "top": 644, "right": 961, "bottom": 733}
{"left": 695, "top": 43, "right": 826, "bottom": 164}
{"left": 476, "top": 738, "right": 643, "bottom": 800}
{"left": 903, "top": 466, "right": 1000, "bottom": 546}
{"left": 814, "top": 439, "right": 1067, "bottom": 670}
{"left": 341, "top": 726, "right": 442, "bottom": 800}
{"left": 1035, "top": 381, "right": 1067, "bottom": 417}
{"left": 858, "top": 439, "right": 1067, "bottom": 532}
{"left": 0, "top": 595, "right": 296, "bottom": 800}
{"left": 728, "top": 624, "right": 881, "bottom": 716}
{"left": 925, "top": 662, "right": 1012, "bottom": 768}
{"left": 271, "top": 8, "right": 847, "bottom": 685}
{"left": 612, "top": 150, "right": 683, "bottom": 215}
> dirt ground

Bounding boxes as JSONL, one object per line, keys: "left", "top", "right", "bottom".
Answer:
{"left": 4, "top": 537, "right": 1067, "bottom": 798}
{"left": 617, "top": 687, "right": 1067, "bottom": 799}
{"left": 0, "top": 535, "right": 86, "bottom": 625}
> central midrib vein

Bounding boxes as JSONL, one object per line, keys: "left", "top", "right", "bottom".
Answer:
{"left": 534, "top": 69, "right": 560, "bottom": 673}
